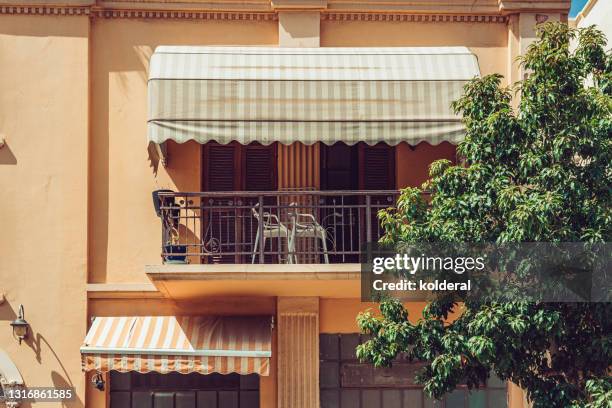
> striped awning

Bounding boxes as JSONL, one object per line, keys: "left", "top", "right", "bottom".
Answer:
{"left": 147, "top": 47, "right": 480, "bottom": 146}
{"left": 80, "top": 316, "right": 272, "bottom": 376}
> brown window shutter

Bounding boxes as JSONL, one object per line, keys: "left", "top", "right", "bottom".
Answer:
{"left": 320, "top": 143, "right": 359, "bottom": 191}
{"left": 359, "top": 143, "right": 396, "bottom": 245}
{"left": 201, "top": 143, "right": 239, "bottom": 263}
{"left": 243, "top": 144, "right": 277, "bottom": 191}
{"left": 242, "top": 144, "right": 277, "bottom": 263}
{"left": 202, "top": 143, "right": 277, "bottom": 263}
{"left": 203, "top": 143, "right": 238, "bottom": 191}
{"left": 360, "top": 144, "right": 396, "bottom": 190}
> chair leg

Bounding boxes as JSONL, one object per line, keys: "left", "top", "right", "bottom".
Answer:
{"left": 252, "top": 230, "right": 260, "bottom": 264}
{"left": 320, "top": 231, "right": 329, "bottom": 264}
{"left": 289, "top": 228, "right": 296, "bottom": 264}
{"left": 261, "top": 236, "right": 267, "bottom": 263}
{"left": 287, "top": 235, "right": 294, "bottom": 264}
{"left": 277, "top": 236, "right": 283, "bottom": 264}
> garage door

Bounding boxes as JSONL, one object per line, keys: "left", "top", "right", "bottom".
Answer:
{"left": 320, "top": 334, "right": 507, "bottom": 408}
{"left": 109, "top": 372, "right": 259, "bottom": 408}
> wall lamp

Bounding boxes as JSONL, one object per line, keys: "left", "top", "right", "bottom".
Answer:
{"left": 10, "top": 305, "right": 29, "bottom": 344}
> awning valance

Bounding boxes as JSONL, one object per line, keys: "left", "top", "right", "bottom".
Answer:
{"left": 80, "top": 316, "right": 272, "bottom": 376}
{"left": 147, "top": 46, "right": 480, "bottom": 146}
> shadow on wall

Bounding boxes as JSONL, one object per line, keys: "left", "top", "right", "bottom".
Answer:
{"left": 0, "top": 301, "right": 18, "bottom": 322}
{"left": 89, "top": 18, "right": 277, "bottom": 282}
{"left": 0, "top": 143, "right": 17, "bottom": 165}
{"left": 0, "top": 301, "right": 84, "bottom": 407}
{"left": 24, "top": 327, "right": 84, "bottom": 407}
{"left": 51, "top": 370, "right": 83, "bottom": 408}
{"left": 16, "top": 372, "right": 84, "bottom": 408}
{"left": 147, "top": 142, "right": 161, "bottom": 175}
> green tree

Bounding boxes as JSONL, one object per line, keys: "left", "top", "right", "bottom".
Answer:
{"left": 357, "top": 23, "right": 611, "bottom": 408}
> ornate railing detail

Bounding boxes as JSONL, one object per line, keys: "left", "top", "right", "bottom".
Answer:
{"left": 154, "top": 190, "right": 400, "bottom": 264}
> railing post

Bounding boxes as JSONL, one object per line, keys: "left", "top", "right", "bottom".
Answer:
{"left": 161, "top": 204, "right": 167, "bottom": 262}
{"left": 258, "top": 195, "right": 265, "bottom": 264}
{"left": 365, "top": 194, "right": 372, "bottom": 243}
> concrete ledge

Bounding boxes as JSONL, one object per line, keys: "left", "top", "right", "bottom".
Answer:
{"left": 498, "top": 0, "right": 570, "bottom": 14}
{"left": 145, "top": 263, "right": 361, "bottom": 281}
{"left": 87, "top": 283, "right": 163, "bottom": 299}
{"left": 144, "top": 264, "right": 362, "bottom": 299}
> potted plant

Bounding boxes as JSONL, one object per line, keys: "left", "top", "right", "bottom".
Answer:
{"left": 163, "top": 227, "right": 187, "bottom": 264}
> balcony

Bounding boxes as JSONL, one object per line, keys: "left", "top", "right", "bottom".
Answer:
{"left": 141, "top": 44, "right": 465, "bottom": 297}
{"left": 155, "top": 190, "right": 400, "bottom": 265}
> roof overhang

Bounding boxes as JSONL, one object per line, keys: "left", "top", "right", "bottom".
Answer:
{"left": 498, "top": 0, "right": 570, "bottom": 14}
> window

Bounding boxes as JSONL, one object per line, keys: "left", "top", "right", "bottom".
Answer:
{"left": 201, "top": 142, "right": 278, "bottom": 263}
{"left": 320, "top": 334, "right": 507, "bottom": 408}
{"left": 320, "top": 143, "right": 396, "bottom": 262}
{"left": 202, "top": 142, "right": 277, "bottom": 192}
{"left": 320, "top": 142, "right": 395, "bottom": 191}
{"left": 109, "top": 372, "right": 260, "bottom": 408}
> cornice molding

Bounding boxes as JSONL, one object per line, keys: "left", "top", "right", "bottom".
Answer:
{"left": 0, "top": 4, "right": 278, "bottom": 18}
{"left": 91, "top": 7, "right": 277, "bottom": 19}
{"left": 322, "top": 12, "right": 508, "bottom": 23}
{"left": 0, "top": 0, "right": 568, "bottom": 19}
{"left": 326, "top": 0, "right": 500, "bottom": 14}
{"left": 0, "top": 6, "right": 508, "bottom": 21}
{"left": 0, "top": 4, "right": 90, "bottom": 15}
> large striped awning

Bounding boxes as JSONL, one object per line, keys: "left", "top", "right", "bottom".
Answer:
{"left": 147, "top": 46, "right": 480, "bottom": 146}
{"left": 80, "top": 316, "right": 272, "bottom": 376}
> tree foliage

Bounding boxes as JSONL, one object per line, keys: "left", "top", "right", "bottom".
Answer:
{"left": 357, "top": 23, "right": 611, "bottom": 408}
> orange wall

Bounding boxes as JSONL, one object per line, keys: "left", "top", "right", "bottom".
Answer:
{"left": 396, "top": 142, "right": 457, "bottom": 189}
{"left": 320, "top": 298, "right": 429, "bottom": 333}
{"left": 88, "top": 19, "right": 278, "bottom": 284}
{"left": 0, "top": 14, "right": 90, "bottom": 408}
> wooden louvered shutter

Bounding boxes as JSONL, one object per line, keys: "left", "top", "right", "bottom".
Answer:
{"left": 359, "top": 143, "right": 396, "bottom": 190}
{"left": 242, "top": 144, "right": 277, "bottom": 263}
{"left": 202, "top": 143, "right": 239, "bottom": 263}
{"left": 320, "top": 143, "right": 358, "bottom": 191}
{"left": 203, "top": 143, "right": 239, "bottom": 192}
{"left": 243, "top": 144, "right": 277, "bottom": 191}
{"left": 359, "top": 143, "right": 396, "bottom": 243}
{"left": 202, "top": 143, "right": 277, "bottom": 263}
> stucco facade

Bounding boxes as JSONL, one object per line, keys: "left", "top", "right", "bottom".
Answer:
{"left": 0, "top": 1, "right": 570, "bottom": 407}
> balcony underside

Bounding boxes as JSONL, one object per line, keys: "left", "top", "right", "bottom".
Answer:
{"left": 145, "top": 263, "right": 363, "bottom": 299}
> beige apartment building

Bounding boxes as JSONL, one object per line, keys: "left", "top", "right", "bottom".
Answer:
{"left": 0, "top": 1, "right": 570, "bottom": 407}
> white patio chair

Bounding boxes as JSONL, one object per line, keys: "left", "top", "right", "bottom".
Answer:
{"left": 288, "top": 207, "right": 341, "bottom": 264}
{"left": 251, "top": 203, "right": 293, "bottom": 264}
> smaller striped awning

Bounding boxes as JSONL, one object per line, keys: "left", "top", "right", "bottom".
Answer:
{"left": 80, "top": 316, "right": 272, "bottom": 376}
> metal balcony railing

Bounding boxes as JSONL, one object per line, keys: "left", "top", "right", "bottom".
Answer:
{"left": 154, "top": 190, "right": 400, "bottom": 264}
